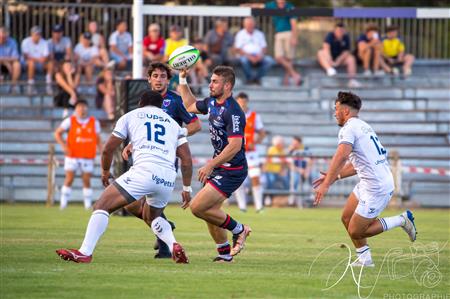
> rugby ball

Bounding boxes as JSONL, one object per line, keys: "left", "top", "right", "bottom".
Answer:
{"left": 168, "top": 45, "right": 200, "bottom": 70}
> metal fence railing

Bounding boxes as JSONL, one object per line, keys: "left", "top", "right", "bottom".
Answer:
{"left": 2, "top": 2, "right": 449, "bottom": 59}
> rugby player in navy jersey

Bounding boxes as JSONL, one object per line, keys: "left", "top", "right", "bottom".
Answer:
{"left": 179, "top": 65, "right": 251, "bottom": 262}
{"left": 121, "top": 62, "right": 201, "bottom": 259}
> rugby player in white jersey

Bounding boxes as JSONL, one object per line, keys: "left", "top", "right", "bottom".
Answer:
{"left": 56, "top": 90, "right": 191, "bottom": 264}
{"left": 313, "top": 91, "right": 417, "bottom": 267}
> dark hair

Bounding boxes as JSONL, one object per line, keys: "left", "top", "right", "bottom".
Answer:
{"left": 138, "top": 90, "right": 164, "bottom": 108}
{"left": 213, "top": 65, "right": 235, "bottom": 88}
{"left": 386, "top": 25, "right": 399, "bottom": 33}
{"left": 116, "top": 20, "right": 126, "bottom": 28}
{"left": 147, "top": 62, "right": 172, "bottom": 80}
{"left": 236, "top": 92, "right": 249, "bottom": 101}
{"left": 293, "top": 136, "right": 303, "bottom": 143}
{"left": 335, "top": 22, "right": 345, "bottom": 28}
{"left": 74, "top": 99, "right": 88, "bottom": 108}
{"left": 364, "top": 23, "right": 379, "bottom": 33}
{"left": 335, "top": 91, "right": 362, "bottom": 110}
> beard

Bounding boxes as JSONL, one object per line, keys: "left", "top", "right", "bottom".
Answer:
{"left": 209, "top": 89, "right": 224, "bottom": 98}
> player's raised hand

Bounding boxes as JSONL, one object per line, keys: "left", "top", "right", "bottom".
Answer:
{"left": 179, "top": 68, "right": 189, "bottom": 79}
{"left": 198, "top": 163, "right": 213, "bottom": 184}
{"left": 312, "top": 171, "right": 327, "bottom": 189}
{"left": 181, "top": 191, "right": 191, "bottom": 209}
{"left": 121, "top": 143, "right": 133, "bottom": 161}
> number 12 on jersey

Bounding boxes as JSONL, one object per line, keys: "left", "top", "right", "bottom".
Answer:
{"left": 370, "top": 135, "right": 386, "bottom": 155}
{"left": 144, "top": 122, "right": 165, "bottom": 144}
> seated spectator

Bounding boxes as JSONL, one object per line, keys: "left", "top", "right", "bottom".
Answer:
{"left": 54, "top": 60, "right": 80, "bottom": 116}
{"left": 164, "top": 25, "right": 187, "bottom": 61}
{"left": 317, "top": 23, "right": 361, "bottom": 88}
{"left": 108, "top": 20, "right": 132, "bottom": 70}
{"left": 288, "top": 136, "right": 312, "bottom": 194}
{"left": 95, "top": 67, "right": 116, "bottom": 120}
{"left": 357, "top": 23, "right": 384, "bottom": 77}
{"left": 21, "top": 26, "right": 52, "bottom": 95}
{"left": 204, "top": 18, "right": 233, "bottom": 67}
{"left": 143, "top": 23, "right": 165, "bottom": 64}
{"left": 234, "top": 17, "right": 275, "bottom": 85}
{"left": 264, "top": 135, "right": 289, "bottom": 191}
{"left": 48, "top": 24, "right": 72, "bottom": 65}
{"left": 0, "top": 27, "right": 21, "bottom": 93}
{"left": 74, "top": 32, "right": 103, "bottom": 83}
{"left": 87, "top": 21, "right": 110, "bottom": 66}
{"left": 266, "top": 0, "right": 302, "bottom": 86}
{"left": 382, "top": 25, "right": 415, "bottom": 77}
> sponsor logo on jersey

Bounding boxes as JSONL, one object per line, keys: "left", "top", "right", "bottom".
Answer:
{"left": 232, "top": 115, "right": 241, "bottom": 133}
{"left": 137, "top": 112, "right": 171, "bottom": 123}
{"left": 361, "top": 126, "right": 374, "bottom": 134}
{"left": 213, "top": 120, "right": 225, "bottom": 127}
{"left": 152, "top": 175, "right": 175, "bottom": 187}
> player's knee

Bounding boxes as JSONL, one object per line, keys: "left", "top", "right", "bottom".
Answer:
{"left": 348, "top": 227, "right": 363, "bottom": 239}
{"left": 189, "top": 202, "right": 204, "bottom": 218}
{"left": 341, "top": 214, "right": 351, "bottom": 226}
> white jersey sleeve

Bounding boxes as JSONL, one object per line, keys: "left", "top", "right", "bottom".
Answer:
{"left": 112, "top": 114, "right": 128, "bottom": 140}
{"left": 338, "top": 124, "right": 355, "bottom": 146}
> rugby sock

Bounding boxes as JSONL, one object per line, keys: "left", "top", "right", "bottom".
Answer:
{"left": 234, "top": 185, "right": 247, "bottom": 211}
{"left": 356, "top": 245, "right": 373, "bottom": 262}
{"left": 379, "top": 215, "right": 405, "bottom": 231}
{"left": 216, "top": 241, "right": 232, "bottom": 260}
{"left": 151, "top": 217, "right": 176, "bottom": 253}
{"left": 82, "top": 188, "right": 93, "bottom": 210}
{"left": 79, "top": 210, "right": 110, "bottom": 256}
{"left": 220, "top": 214, "right": 244, "bottom": 235}
{"left": 60, "top": 185, "right": 71, "bottom": 210}
{"left": 252, "top": 185, "right": 263, "bottom": 211}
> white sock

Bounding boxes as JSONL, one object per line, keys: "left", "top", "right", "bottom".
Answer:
{"left": 82, "top": 188, "right": 93, "bottom": 210}
{"left": 234, "top": 184, "right": 247, "bottom": 211}
{"left": 231, "top": 223, "right": 243, "bottom": 235}
{"left": 379, "top": 215, "right": 405, "bottom": 231}
{"left": 151, "top": 217, "right": 177, "bottom": 253}
{"left": 60, "top": 186, "right": 71, "bottom": 210}
{"left": 46, "top": 74, "right": 52, "bottom": 83}
{"left": 356, "top": 245, "right": 372, "bottom": 262}
{"left": 79, "top": 210, "right": 110, "bottom": 256}
{"left": 252, "top": 185, "right": 263, "bottom": 211}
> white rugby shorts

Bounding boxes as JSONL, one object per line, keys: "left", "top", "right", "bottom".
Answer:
{"left": 64, "top": 157, "right": 94, "bottom": 173}
{"left": 113, "top": 164, "right": 176, "bottom": 208}
{"left": 353, "top": 182, "right": 393, "bottom": 218}
{"left": 246, "top": 151, "right": 261, "bottom": 178}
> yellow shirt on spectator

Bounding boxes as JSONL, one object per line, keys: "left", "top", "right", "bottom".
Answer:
{"left": 383, "top": 38, "right": 405, "bottom": 58}
{"left": 164, "top": 38, "right": 188, "bottom": 58}
{"left": 265, "top": 146, "right": 285, "bottom": 174}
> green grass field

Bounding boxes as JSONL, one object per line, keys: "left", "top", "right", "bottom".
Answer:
{"left": 1, "top": 203, "right": 449, "bottom": 299}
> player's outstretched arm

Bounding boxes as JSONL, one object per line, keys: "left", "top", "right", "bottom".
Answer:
{"left": 101, "top": 135, "right": 123, "bottom": 187}
{"left": 314, "top": 143, "right": 352, "bottom": 206}
{"left": 178, "top": 69, "right": 201, "bottom": 114}
{"left": 177, "top": 142, "right": 193, "bottom": 209}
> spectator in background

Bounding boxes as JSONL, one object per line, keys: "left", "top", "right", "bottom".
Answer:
{"left": 288, "top": 136, "right": 312, "bottom": 205}
{"left": 74, "top": 32, "right": 103, "bottom": 84}
{"left": 54, "top": 99, "right": 102, "bottom": 210}
{"left": 317, "top": 23, "right": 361, "bottom": 88}
{"left": 190, "top": 37, "right": 210, "bottom": 93}
{"left": 265, "top": 0, "right": 302, "bottom": 86}
{"left": 21, "top": 26, "right": 52, "bottom": 95}
{"left": 382, "top": 25, "right": 415, "bottom": 77}
{"left": 96, "top": 67, "right": 116, "bottom": 120}
{"left": 109, "top": 20, "right": 133, "bottom": 70}
{"left": 357, "top": 23, "right": 384, "bottom": 77}
{"left": 48, "top": 24, "right": 72, "bottom": 65}
{"left": 204, "top": 18, "right": 233, "bottom": 67}
{"left": 0, "top": 27, "right": 21, "bottom": 93}
{"left": 264, "top": 135, "right": 289, "bottom": 192}
{"left": 143, "top": 23, "right": 165, "bottom": 64}
{"left": 164, "top": 25, "right": 187, "bottom": 61}
{"left": 54, "top": 60, "right": 80, "bottom": 117}
{"left": 87, "top": 21, "right": 110, "bottom": 66}
{"left": 234, "top": 17, "right": 274, "bottom": 85}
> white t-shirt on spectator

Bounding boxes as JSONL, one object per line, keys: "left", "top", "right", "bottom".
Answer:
{"left": 234, "top": 29, "right": 267, "bottom": 56}
{"left": 108, "top": 31, "right": 132, "bottom": 54}
{"left": 74, "top": 43, "right": 99, "bottom": 62}
{"left": 21, "top": 37, "right": 49, "bottom": 59}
